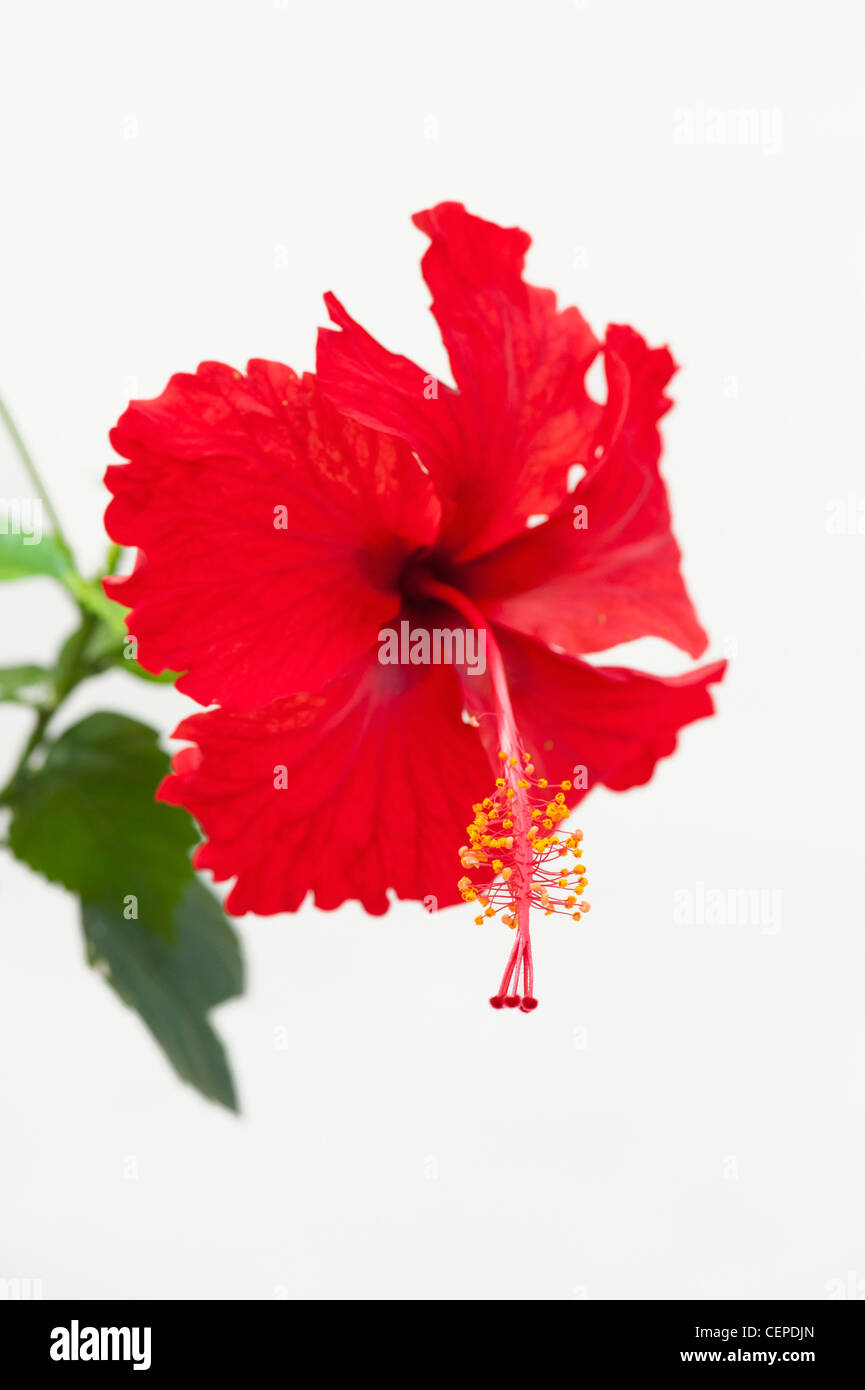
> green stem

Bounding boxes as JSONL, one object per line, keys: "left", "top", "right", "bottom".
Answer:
{"left": 0, "top": 390, "right": 76, "bottom": 566}
{"left": 0, "top": 607, "right": 99, "bottom": 806}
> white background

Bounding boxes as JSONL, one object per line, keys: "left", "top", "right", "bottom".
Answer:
{"left": 1, "top": 0, "right": 863, "bottom": 1299}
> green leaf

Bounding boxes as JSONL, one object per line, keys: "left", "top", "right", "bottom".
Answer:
{"left": 82, "top": 879, "right": 243, "bottom": 1111}
{"left": 94, "top": 631, "right": 182, "bottom": 686}
{"left": 7, "top": 712, "right": 197, "bottom": 935}
{"left": 0, "top": 664, "right": 53, "bottom": 704}
{"left": 57, "top": 613, "right": 180, "bottom": 686}
{"left": 0, "top": 530, "right": 71, "bottom": 582}
{"left": 122, "top": 663, "right": 183, "bottom": 685}
{"left": 61, "top": 579, "right": 183, "bottom": 686}
{"left": 63, "top": 571, "right": 129, "bottom": 635}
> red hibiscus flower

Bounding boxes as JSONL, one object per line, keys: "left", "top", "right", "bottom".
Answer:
{"left": 104, "top": 202, "right": 724, "bottom": 1010}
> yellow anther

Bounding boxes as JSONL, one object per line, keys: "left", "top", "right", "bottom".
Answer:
{"left": 497, "top": 750, "right": 507, "bottom": 760}
{"left": 474, "top": 915, "right": 484, "bottom": 925}
{"left": 460, "top": 753, "right": 590, "bottom": 933}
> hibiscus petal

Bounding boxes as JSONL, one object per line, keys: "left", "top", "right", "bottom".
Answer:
{"left": 157, "top": 656, "right": 491, "bottom": 916}
{"left": 457, "top": 324, "right": 710, "bottom": 659}
{"left": 104, "top": 362, "right": 441, "bottom": 708}
{"left": 317, "top": 291, "right": 464, "bottom": 528}
{"left": 460, "top": 627, "right": 725, "bottom": 797}
{"left": 317, "top": 203, "right": 615, "bottom": 564}
{"left": 413, "top": 202, "right": 615, "bottom": 560}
